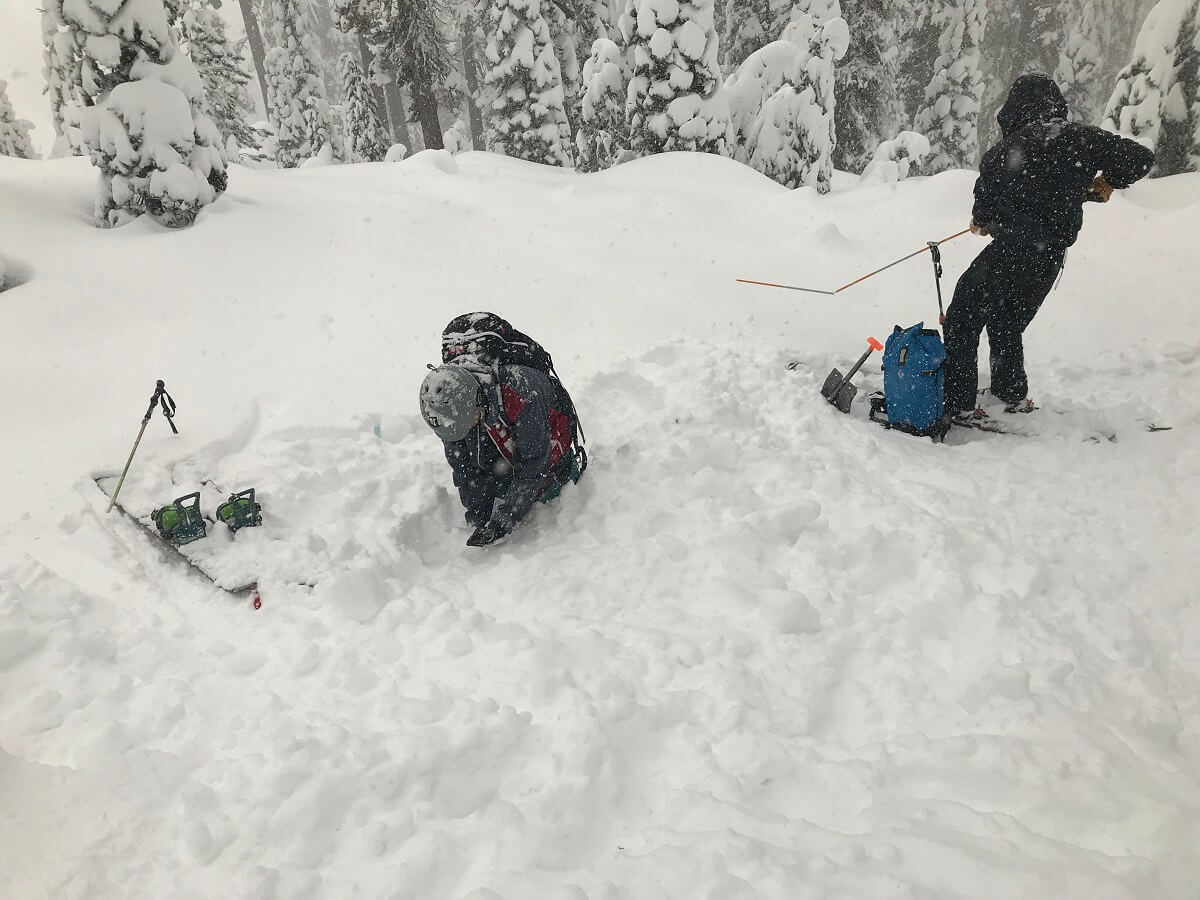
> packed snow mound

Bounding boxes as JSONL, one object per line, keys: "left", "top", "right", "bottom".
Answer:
{"left": 594, "top": 148, "right": 789, "bottom": 196}
{"left": 406, "top": 148, "right": 459, "bottom": 175}
{"left": 2, "top": 150, "right": 1200, "bottom": 898}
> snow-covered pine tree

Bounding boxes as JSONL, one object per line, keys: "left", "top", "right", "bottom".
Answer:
{"left": 556, "top": 0, "right": 616, "bottom": 45}
{"left": 913, "top": 0, "right": 986, "bottom": 172}
{"left": 726, "top": 37, "right": 797, "bottom": 149}
{"left": 586, "top": 0, "right": 619, "bottom": 41}
{"left": 618, "top": 0, "right": 731, "bottom": 157}
{"left": 258, "top": 0, "right": 350, "bottom": 104}
{"left": 56, "top": 0, "right": 227, "bottom": 226}
{"left": 1103, "top": 0, "right": 1199, "bottom": 177}
{"left": 1162, "top": 0, "right": 1199, "bottom": 174}
{"left": 858, "top": 129, "right": 930, "bottom": 183}
{"left": 0, "top": 80, "right": 38, "bottom": 159}
{"left": 1100, "top": 0, "right": 1166, "bottom": 91}
{"left": 782, "top": 12, "right": 847, "bottom": 188}
{"left": 342, "top": 0, "right": 453, "bottom": 150}
{"left": 1055, "top": 0, "right": 1103, "bottom": 122}
{"left": 724, "top": 12, "right": 848, "bottom": 190}
{"left": 743, "top": 82, "right": 820, "bottom": 186}
{"left": 447, "top": 0, "right": 487, "bottom": 149}
{"left": 834, "top": 0, "right": 899, "bottom": 172}
{"left": 482, "top": 0, "right": 573, "bottom": 165}
{"left": 303, "top": 0, "right": 360, "bottom": 107}
{"left": 263, "top": 0, "right": 335, "bottom": 166}
{"left": 723, "top": 0, "right": 788, "bottom": 73}
{"left": 1031, "top": 1, "right": 1067, "bottom": 76}
{"left": 174, "top": 0, "right": 264, "bottom": 152}
{"left": 979, "top": 0, "right": 1108, "bottom": 150}
{"left": 894, "top": 0, "right": 939, "bottom": 128}
{"left": 576, "top": 37, "right": 628, "bottom": 170}
{"left": 41, "top": 0, "right": 86, "bottom": 155}
{"left": 333, "top": 0, "right": 403, "bottom": 144}
{"left": 337, "top": 51, "right": 390, "bottom": 159}
{"left": 791, "top": 0, "right": 842, "bottom": 26}
{"left": 544, "top": 0, "right": 588, "bottom": 135}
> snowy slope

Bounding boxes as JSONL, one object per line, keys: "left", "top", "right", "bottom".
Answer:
{"left": 1, "top": 151, "right": 1199, "bottom": 899}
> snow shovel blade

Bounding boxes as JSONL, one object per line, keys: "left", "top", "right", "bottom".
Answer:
{"left": 821, "top": 338, "right": 882, "bottom": 415}
{"left": 821, "top": 368, "right": 857, "bottom": 413}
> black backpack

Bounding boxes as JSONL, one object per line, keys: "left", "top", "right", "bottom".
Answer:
{"left": 441, "top": 312, "right": 587, "bottom": 474}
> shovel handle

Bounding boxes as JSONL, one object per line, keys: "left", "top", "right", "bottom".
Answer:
{"left": 842, "top": 337, "right": 883, "bottom": 382}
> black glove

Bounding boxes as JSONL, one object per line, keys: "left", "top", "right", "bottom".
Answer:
{"left": 466, "top": 521, "right": 509, "bottom": 547}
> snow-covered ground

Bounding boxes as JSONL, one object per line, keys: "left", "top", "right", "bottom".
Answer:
{"left": 2, "top": 151, "right": 1199, "bottom": 899}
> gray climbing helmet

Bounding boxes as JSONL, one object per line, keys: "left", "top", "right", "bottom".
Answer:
{"left": 420, "top": 364, "right": 483, "bottom": 442}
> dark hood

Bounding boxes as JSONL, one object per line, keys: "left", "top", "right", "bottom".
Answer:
{"left": 997, "top": 74, "right": 1069, "bottom": 138}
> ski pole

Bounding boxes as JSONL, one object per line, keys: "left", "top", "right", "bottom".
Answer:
{"left": 737, "top": 228, "right": 971, "bottom": 296}
{"left": 928, "top": 241, "right": 946, "bottom": 325}
{"left": 106, "top": 380, "right": 177, "bottom": 513}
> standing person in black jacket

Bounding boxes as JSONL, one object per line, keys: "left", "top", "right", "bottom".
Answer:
{"left": 943, "top": 74, "right": 1155, "bottom": 420}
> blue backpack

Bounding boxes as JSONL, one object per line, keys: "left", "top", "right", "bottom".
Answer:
{"left": 870, "top": 322, "right": 948, "bottom": 438}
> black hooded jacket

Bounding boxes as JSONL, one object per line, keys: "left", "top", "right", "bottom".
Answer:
{"left": 443, "top": 364, "right": 557, "bottom": 532}
{"left": 972, "top": 75, "right": 1154, "bottom": 250}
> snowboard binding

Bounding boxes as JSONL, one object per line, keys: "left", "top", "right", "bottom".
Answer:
{"left": 215, "top": 489, "right": 263, "bottom": 534}
{"left": 151, "top": 487, "right": 263, "bottom": 545}
{"left": 152, "top": 492, "right": 207, "bottom": 545}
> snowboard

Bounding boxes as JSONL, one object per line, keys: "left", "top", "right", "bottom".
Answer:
{"left": 96, "top": 474, "right": 261, "bottom": 599}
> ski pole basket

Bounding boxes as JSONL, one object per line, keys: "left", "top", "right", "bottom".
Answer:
{"left": 152, "top": 492, "right": 207, "bottom": 545}
{"left": 216, "top": 489, "right": 262, "bottom": 534}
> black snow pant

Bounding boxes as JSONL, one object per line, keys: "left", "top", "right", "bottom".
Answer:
{"left": 942, "top": 240, "right": 1066, "bottom": 415}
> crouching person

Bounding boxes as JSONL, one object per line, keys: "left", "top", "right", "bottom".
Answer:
{"left": 420, "top": 361, "right": 580, "bottom": 547}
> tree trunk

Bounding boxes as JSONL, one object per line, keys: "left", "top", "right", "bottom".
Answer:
{"left": 236, "top": 0, "right": 270, "bottom": 114}
{"left": 383, "top": 80, "right": 412, "bottom": 149}
{"left": 411, "top": 77, "right": 444, "bottom": 150}
{"left": 460, "top": 19, "right": 486, "bottom": 150}
{"left": 357, "top": 34, "right": 394, "bottom": 140}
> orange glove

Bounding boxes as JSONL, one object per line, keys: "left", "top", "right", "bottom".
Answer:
{"left": 969, "top": 219, "right": 990, "bottom": 236}
{"left": 1089, "top": 174, "right": 1114, "bottom": 203}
